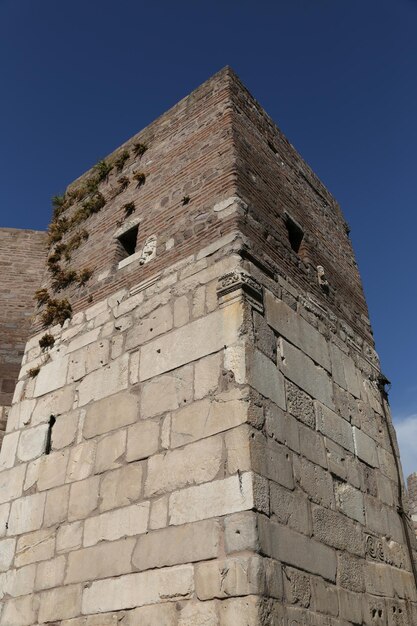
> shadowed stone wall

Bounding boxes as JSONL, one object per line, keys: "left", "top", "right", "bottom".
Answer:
{"left": 409, "top": 473, "right": 417, "bottom": 539}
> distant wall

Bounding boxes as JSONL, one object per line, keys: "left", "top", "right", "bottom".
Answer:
{"left": 0, "top": 228, "right": 47, "bottom": 405}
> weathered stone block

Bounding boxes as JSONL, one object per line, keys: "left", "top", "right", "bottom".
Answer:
{"left": 178, "top": 601, "right": 218, "bottom": 626}
{"left": 169, "top": 473, "right": 254, "bottom": 525}
{"left": 310, "top": 575, "right": 339, "bottom": 617}
{"left": 44, "top": 484, "right": 70, "bottom": 527}
{"left": 337, "top": 552, "right": 365, "bottom": 593}
{"left": 0, "top": 431, "right": 19, "bottom": 469}
{"left": 170, "top": 390, "right": 248, "bottom": 448}
{"left": 283, "top": 566, "right": 311, "bottom": 607}
{"left": 195, "top": 555, "right": 266, "bottom": 600}
{"left": 280, "top": 339, "right": 334, "bottom": 410}
{"left": 67, "top": 327, "right": 101, "bottom": 353}
{"left": 194, "top": 352, "right": 222, "bottom": 399}
{"left": 139, "top": 303, "right": 243, "bottom": 381}
{"left": 35, "top": 555, "right": 66, "bottom": 590}
{"left": 51, "top": 410, "right": 79, "bottom": 449}
{"left": 270, "top": 483, "right": 311, "bottom": 536}
{"left": 335, "top": 481, "right": 365, "bottom": 524}
{"left": 265, "top": 292, "right": 331, "bottom": 370}
{"left": 68, "top": 476, "right": 100, "bottom": 521}
{"left": 133, "top": 518, "right": 220, "bottom": 570}
{"left": 251, "top": 432, "right": 294, "bottom": 489}
{"left": 0, "top": 595, "right": 37, "bottom": 626}
{"left": 141, "top": 365, "right": 193, "bottom": 418}
{"left": 225, "top": 425, "right": 251, "bottom": 474}
{"left": 248, "top": 348, "right": 285, "bottom": 409}
{"left": 293, "top": 456, "right": 334, "bottom": 508}
{"left": 31, "top": 385, "right": 75, "bottom": 425}
{"left": 82, "top": 565, "right": 194, "bottom": 613}
{"left": 37, "top": 449, "right": 69, "bottom": 491}
{"left": 312, "top": 505, "right": 364, "bottom": 556}
{"left": 0, "top": 537, "right": 16, "bottom": 571}
{"left": 218, "top": 596, "right": 264, "bottom": 626}
{"left": 145, "top": 435, "right": 223, "bottom": 496}
{"left": 224, "top": 342, "right": 246, "bottom": 384}
{"left": 149, "top": 496, "right": 168, "bottom": 530}
{"left": 173, "top": 295, "right": 190, "bottom": 327}
{"left": 364, "top": 561, "right": 394, "bottom": 597}
{"left": 224, "top": 511, "right": 259, "bottom": 553}
{"left": 265, "top": 403, "right": 300, "bottom": 453}
{"left": 2, "top": 564, "right": 36, "bottom": 598}
{"left": 0, "top": 503, "right": 10, "bottom": 538}
{"left": 65, "top": 538, "right": 135, "bottom": 583}
{"left": 126, "top": 304, "right": 173, "bottom": 350}
{"left": 68, "top": 340, "right": 110, "bottom": 382}
{"left": 95, "top": 429, "right": 126, "bottom": 473}
{"left": 353, "top": 426, "right": 379, "bottom": 467}
{"left": 6, "top": 399, "right": 36, "bottom": 431}
{"left": 315, "top": 401, "right": 354, "bottom": 453}
{"left": 77, "top": 353, "right": 129, "bottom": 406}
{"left": 15, "top": 528, "right": 55, "bottom": 567}
{"left": 34, "top": 355, "right": 69, "bottom": 397}
{"left": 83, "top": 502, "right": 149, "bottom": 547}
{"left": 8, "top": 492, "right": 46, "bottom": 536}
{"left": 258, "top": 517, "right": 337, "bottom": 581}
{"left": 123, "top": 603, "right": 178, "bottom": 626}
{"left": 365, "top": 495, "right": 390, "bottom": 537}
{"left": 0, "top": 464, "right": 25, "bottom": 504}
{"left": 83, "top": 390, "right": 139, "bottom": 438}
{"left": 56, "top": 521, "right": 83, "bottom": 554}
{"left": 299, "top": 423, "right": 327, "bottom": 468}
{"left": 285, "top": 380, "right": 315, "bottom": 428}
{"left": 99, "top": 463, "right": 143, "bottom": 512}
{"left": 66, "top": 440, "right": 96, "bottom": 482}
{"left": 126, "top": 419, "right": 159, "bottom": 462}
{"left": 38, "top": 583, "right": 82, "bottom": 622}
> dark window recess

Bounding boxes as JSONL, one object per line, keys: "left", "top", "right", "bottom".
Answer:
{"left": 268, "top": 140, "right": 278, "bottom": 155}
{"left": 118, "top": 225, "right": 139, "bottom": 257}
{"left": 285, "top": 214, "right": 304, "bottom": 254}
{"left": 45, "top": 415, "right": 56, "bottom": 455}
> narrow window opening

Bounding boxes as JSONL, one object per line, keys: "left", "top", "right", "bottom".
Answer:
{"left": 118, "top": 225, "right": 139, "bottom": 257}
{"left": 268, "top": 140, "right": 278, "bottom": 155}
{"left": 45, "top": 415, "right": 56, "bottom": 455}
{"left": 285, "top": 214, "right": 304, "bottom": 254}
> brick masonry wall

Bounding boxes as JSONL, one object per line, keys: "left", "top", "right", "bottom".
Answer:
{"left": 228, "top": 73, "right": 374, "bottom": 348}
{"left": 0, "top": 228, "right": 47, "bottom": 405}
{"left": 33, "top": 68, "right": 241, "bottom": 333}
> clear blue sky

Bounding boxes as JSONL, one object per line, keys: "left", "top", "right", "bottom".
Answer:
{"left": 1, "top": 0, "right": 416, "bottom": 474}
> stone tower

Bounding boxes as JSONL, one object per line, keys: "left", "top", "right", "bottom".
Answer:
{"left": 0, "top": 67, "right": 416, "bottom": 625}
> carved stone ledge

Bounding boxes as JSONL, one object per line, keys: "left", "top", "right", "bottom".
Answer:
{"left": 217, "top": 269, "right": 263, "bottom": 312}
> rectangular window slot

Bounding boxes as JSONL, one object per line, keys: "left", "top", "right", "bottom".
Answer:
{"left": 285, "top": 213, "right": 304, "bottom": 254}
{"left": 45, "top": 415, "right": 56, "bottom": 455}
{"left": 118, "top": 225, "right": 139, "bottom": 257}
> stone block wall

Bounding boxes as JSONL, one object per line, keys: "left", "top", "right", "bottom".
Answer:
{"left": 0, "top": 228, "right": 47, "bottom": 405}
{"left": 0, "top": 235, "right": 416, "bottom": 624}
{"left": 408, "top": 473, "right": 417, "bottom": 539}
